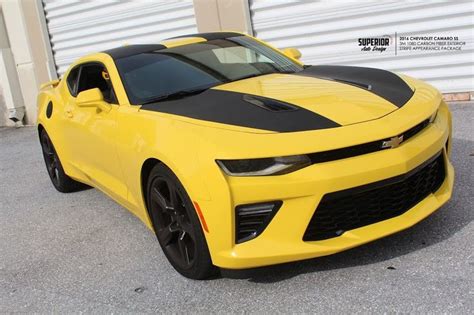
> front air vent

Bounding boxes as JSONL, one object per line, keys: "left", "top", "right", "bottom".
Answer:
{"left": 243, "top": 95, "right": 297, "bottom": 112}
{"left": 235, "top": 201, "right": 282, "bottom": 243}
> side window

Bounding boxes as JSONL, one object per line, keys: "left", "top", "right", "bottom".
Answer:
{"left": 67, "top": 67, "right": 80, "bottom": 97}
{"left": 76, "top": 64, "right": 117, "bottom": 104}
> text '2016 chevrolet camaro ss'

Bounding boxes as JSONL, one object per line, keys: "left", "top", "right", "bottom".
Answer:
{"left": 37, "top": 32, "right": 454, "bottom": 279}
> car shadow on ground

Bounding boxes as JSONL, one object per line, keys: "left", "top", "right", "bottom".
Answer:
{"left": 220, "top": 137, "right": 473, "bottom": 283}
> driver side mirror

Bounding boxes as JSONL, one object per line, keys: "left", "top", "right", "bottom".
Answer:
{"left": 282, "top": 47, "right": 302, "bottom": 60}
{"left": 76, "top": 88, "right": 111, "bottom": 112}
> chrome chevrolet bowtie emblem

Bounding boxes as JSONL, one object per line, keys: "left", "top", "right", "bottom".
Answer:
{"left": 382, "top": 135, "right": 404, "bottom": 149}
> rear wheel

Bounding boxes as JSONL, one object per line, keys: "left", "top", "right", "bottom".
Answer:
{"left": 146, "top": 164, "right": 217, "bottom": 279}
{"left": 40, "top": 130, "right": 88, "bottom": 193}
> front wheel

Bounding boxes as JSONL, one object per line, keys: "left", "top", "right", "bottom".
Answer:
{"left": 146, "top": 164, "right": 217, "bottom": 279}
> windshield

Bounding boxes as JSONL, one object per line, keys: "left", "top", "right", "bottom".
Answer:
{"left": 114, "top": 36, "right": 304, "bottom": 105}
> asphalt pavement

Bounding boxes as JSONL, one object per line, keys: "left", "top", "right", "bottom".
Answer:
{"left": 0, "top": 102, "right": 473, "bottom": 313}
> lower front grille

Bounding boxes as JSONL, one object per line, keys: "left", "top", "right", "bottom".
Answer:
{"left": 303, "top": 151, "right": 446, "bottom": 241}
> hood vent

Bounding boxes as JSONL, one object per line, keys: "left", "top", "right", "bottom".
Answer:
{"left": 317, "top": 76, "right": 372, "bottom": 91}
{"left": 333, "top": 78, "right": 372, "bottom": 91}
{"left": 243, "top": 95, "right": 298, "bottom": 112}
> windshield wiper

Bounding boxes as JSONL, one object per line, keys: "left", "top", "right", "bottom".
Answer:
{"left": 141, "top": 87, "right": 209, "bottom": 105}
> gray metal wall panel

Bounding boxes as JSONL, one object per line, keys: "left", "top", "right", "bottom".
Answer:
{"left": 43, "top": 0, "right": 197, "bottom": 75}
{"left": 250, "top": 0, "right": 474, "bottom": 92}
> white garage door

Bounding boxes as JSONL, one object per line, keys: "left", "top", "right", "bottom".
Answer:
{"left": 250, "top": 1, "right": 474, "bottom": 93}
{"left": 43, "top": 0, "right": 198, "bottom": 76}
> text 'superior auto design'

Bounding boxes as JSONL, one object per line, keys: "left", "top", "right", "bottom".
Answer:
{"left": 37, "top": 32, "right": 454, "bottom": 279}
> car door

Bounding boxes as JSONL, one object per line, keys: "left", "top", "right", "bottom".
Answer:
{"left": 63, "top": 62, "right": 127, "bottom": 202}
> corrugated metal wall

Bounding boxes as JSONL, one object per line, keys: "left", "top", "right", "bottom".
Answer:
{"left": 250, "top": 1, "right": 474, "bottom": 93}
{"left": 43, "top": 0, "right": 197, "bottom": 76}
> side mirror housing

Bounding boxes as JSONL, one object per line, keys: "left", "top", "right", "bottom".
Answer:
{"left": 76, "top": 88, "right": 111, "bottom": 112}
{"left": 282, "top": 47, "right": 302, "bottom": 60}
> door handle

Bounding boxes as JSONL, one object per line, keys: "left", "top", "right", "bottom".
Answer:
{"left": 65, "top": 109, "right": 73, "bottom": 118}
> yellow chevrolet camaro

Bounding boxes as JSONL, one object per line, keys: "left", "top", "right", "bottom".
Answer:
{"left": 37, "top": 32, "right": 454, "bottom": 279}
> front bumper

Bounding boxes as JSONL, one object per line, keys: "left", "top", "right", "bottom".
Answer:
{"left": 198, "top": 101, "right": 454, "bottom": 269}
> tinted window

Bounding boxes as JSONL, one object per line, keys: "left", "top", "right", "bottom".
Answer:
{"left": 116, "top": 54, "right": 221, "bottom": 104}
{"left": 115, "top": 36, "right": 303, "bottom": 105}
{"left": 77, "top": 64, "right": 117, "bottom": 104}
{"left": 67, "top": 67, "right": 80, "bottom": 96}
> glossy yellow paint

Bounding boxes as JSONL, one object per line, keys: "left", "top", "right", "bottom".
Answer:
{"left": 282, "top": 47, "right": 302, "bottom": 60}
{"left": 37, "top": 33, "right": 454, "bottom": 269}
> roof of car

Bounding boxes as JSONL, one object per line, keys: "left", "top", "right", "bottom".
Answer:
{"left": 165, "top": 31, "right": 243, "bottom": 41}
{"left": 102, "top": 32, "right": 244, "bottom": 60}
{"left": 102, "top": 44, "right": 166, "bottom": 59}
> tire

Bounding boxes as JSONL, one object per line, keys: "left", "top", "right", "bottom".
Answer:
{"left": 146, "top": 163, "right": 217, "bottom": 279}
{"left": 39, "top": 129, "right": 88, "bottom": 193}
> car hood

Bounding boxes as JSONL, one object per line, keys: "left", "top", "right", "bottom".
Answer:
{"left": 140, "top": 66, "right": 417, "bottom": 133}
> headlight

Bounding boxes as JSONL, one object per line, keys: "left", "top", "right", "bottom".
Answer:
{"left": 216, "top": 154, "right": 311, "bottom": 176}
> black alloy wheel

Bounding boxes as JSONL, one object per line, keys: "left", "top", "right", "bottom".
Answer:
{"left": 151, "top": 176, "right": 196, "bottom": 268}
{"left": 41, "top": 131, "right": 59, "bottom": 186}
{"left": 39, "top": 130, "right": 87, "bottom": 193}
{"left": 147, "top": 164, "right": 216, "bottom": 279}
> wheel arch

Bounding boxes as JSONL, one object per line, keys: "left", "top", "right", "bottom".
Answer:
{"left": 37, "top": 123, "right": 52, "bottom": 145}
{"left": 140, "top": 154, "right": 212, "bottom": 209}
{"left": 139, "top": 157, "right": 212, "bottom": 233}
{"left": 38, "top": 123, "right": 45, "bottom": 137}
{"left": 140, "top": 157, "right": 163, "bottom": 219}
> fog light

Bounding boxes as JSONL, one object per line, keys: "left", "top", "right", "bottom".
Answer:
{"left": 235, "top": 201, "right": 282, "bottom": 243}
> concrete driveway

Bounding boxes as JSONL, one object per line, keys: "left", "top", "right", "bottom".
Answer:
{"left": 1, "top": 103, "right": 473, "bottom": 313}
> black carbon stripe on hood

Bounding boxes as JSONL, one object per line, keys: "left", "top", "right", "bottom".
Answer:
{"left": 298, "top": 65, "right": 414, "bottom": 107}
{"left": 140, "top": 89, "right": 340, "bottom": 132}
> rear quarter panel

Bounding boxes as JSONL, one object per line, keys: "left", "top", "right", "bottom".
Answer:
{"left": 37, "top": 82, "right": 67, "bottom": 158}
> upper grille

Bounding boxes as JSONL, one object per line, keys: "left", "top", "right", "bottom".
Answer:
{"left": 303, "top": 151, "right": 446, "bottom": 241}
{"left": 308, "top": 118, "right": 430, "bottom": 164}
